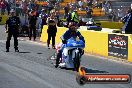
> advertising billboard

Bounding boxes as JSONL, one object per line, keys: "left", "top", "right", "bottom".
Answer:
{"left": 108, "top": 34, "right": 128, "bottom": 59}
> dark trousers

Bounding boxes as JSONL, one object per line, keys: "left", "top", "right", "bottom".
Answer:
{"left": 29, "top": 26, "right": 36, "bottom": 40}
{"left": 6, "top": 31, "right": 18, "bottom": 50}
{"left": 56, "top": 49, "right": 62, "bottom": 66}
{"left": 64, "top": 13, "right": 68, "bottom": 19}
{"left": 47, "top": 34, "right": 56, "bottom": 47}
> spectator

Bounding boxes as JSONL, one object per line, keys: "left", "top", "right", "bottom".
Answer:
{"left": 0, "top": 0, "right": 6, "bottom": 15}
{"left": 16, "top": 0, "right": 20, "bottom": 16}
{"left": 55, "top": 10, "right": 60, "bottom": 26}
{"left": 71, "top": 10, "right": 79, "bottom": 23}
{"left": 86, "top": 6, "right": 93, "bottom": 18}
{"left": 41, "top": 9, "right": 48, "bottom": 33}
{"left": 36, "top": 14, "right": 42, "bottom": 37}
{"left": 20, "top": 14, "right": 29, "bottom": 36}
{"left": 28, "top": 1, "right": 35, "bottom": 11}
{"left": 78, "top": 0, "right": 83, "bottom": 10}
{"left": 22, "top": 1, "right": 28, "bottom": 16}
{"left": 121, "top": 9, "right": 132, "bottom": 34}
{"left": 66, "top": 12, "right": 72, "bottom": 27}
{"left": 96, "top": 0, "right": 102, "bottom": 8}
{"left": 5, "top": 1, "right": 10, "bottom": 15}
{"left": 46, "top": 9, "right": 57, "bottom": 49}
{"left": 64, "top": 4, "right": 69, "bottom": 19}
{"left": 88, "top": 0, "right": 93, "bottom": 7}
{"left": 47, "top": 2, "right": 54, "bottom": 15}
{"left": 70, "top": 3, "right": 77, "bottom": 12}
{"left": 54, "top": 2, "right": 60, "bottom": 12}
{"left": 19, "top": 0, "right": 23, "bottom": 16}
{"left": 102, "top": 1, "right": 111, "bottom": 14}
{"left": 111, "top": 9, "right": 116, "bottom": 22}
{"left": 108, "top": 8, "right": 113, "bottom": 21}
{"left": 28, "top": 9, "right": 37, "bottom": 41}
{"left": 117, "top": 7, "right": 124, "bottom": 22}
{"left": 127, "top": 7, "right": 132, "bottom": 14}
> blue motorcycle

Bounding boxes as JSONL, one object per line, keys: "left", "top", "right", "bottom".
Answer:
{"left": 57, "top": 37, "right": 85, "bottom": 71}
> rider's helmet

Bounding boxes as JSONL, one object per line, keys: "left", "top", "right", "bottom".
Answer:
{"left": 68, "top": 21, "right": 78, "bottom": 31}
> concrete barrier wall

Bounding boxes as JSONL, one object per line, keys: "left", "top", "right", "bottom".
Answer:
{"left": 40, "top": 25, "right": 132, "bottom": 62}
{"left": 80, "top": 30, "right": 108, "bottom": 57}
{"left": 128, "top": 35, "right": 132, "bottom": 62}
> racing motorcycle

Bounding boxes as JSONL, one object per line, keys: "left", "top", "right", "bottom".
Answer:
{"left": 55, "top": 37, "right": 85, "bottom": 71}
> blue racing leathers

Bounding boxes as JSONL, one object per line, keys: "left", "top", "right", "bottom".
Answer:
{"left": 59, "top": 28, "right": 85, "bottom": 53}
{"left": 61, "top": 28, "right": 85, "bottom": 43}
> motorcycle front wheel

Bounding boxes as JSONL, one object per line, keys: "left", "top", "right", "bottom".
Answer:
{"left": 74, "top": 52, "right": 80, "bottom": 72}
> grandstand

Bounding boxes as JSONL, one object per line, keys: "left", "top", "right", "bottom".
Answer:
{"left": 59, "top": 0, "right": 105, "bottom": 17}
{"left": 35, "top": 0, "right": 132, "bottom": 21}
{"left": 110, "top": 0, "right": 132, "bottom": 9}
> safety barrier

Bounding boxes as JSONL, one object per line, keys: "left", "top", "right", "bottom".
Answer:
{"left": 40, "top": 25, "right": 132, "bottom": 62}
{"left": 0, "top": 15, "right": 8, "bottom": 25}
{"left": 128, "top": 35, "right": 132, "bottom": 62}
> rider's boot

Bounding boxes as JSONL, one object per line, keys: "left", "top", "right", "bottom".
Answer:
{"left": 55, "top": 50, "right": 62, "bottom": 68}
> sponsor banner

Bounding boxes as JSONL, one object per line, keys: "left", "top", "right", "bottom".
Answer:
{"left": 108, "top": 34, "right": 128, "bottom": 59}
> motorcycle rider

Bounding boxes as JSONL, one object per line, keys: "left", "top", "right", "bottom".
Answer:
{"left": 55, "top": 22, "right": 85, "bottom": 68}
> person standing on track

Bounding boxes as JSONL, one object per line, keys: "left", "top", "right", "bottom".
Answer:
{"left": 5, "top": 9, "right": 20, "bottom": 52}
{"left": 28, "top": 8, "right": 37, "bottom": 41}
{"left": 46, "top": 10, "right": 57, "bottom": 49}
